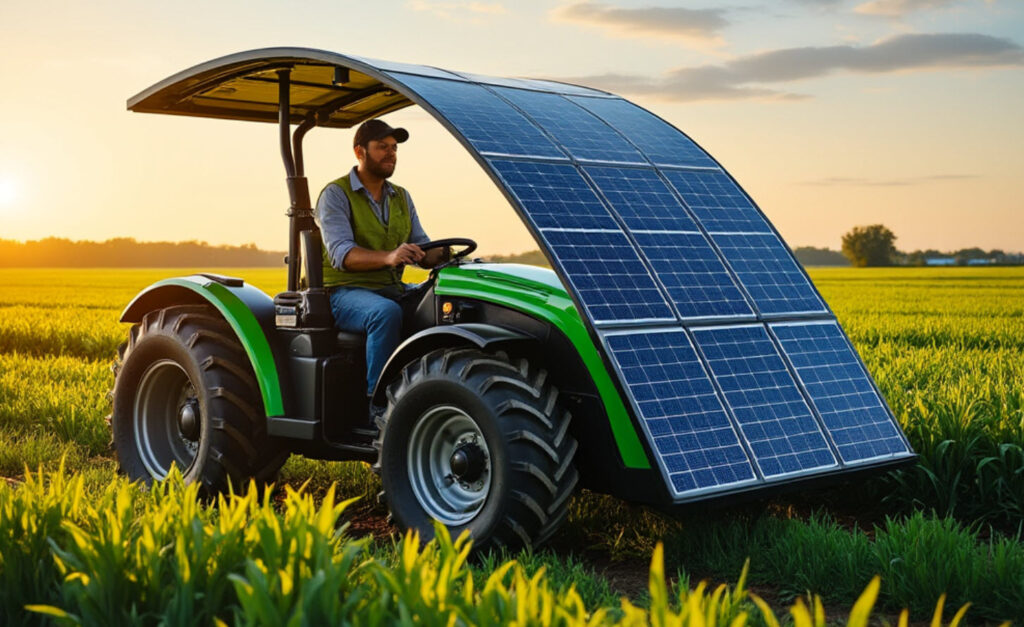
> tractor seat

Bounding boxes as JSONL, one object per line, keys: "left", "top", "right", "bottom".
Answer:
{"left": 335, "top": 330, "right": 366, "bottom": 349}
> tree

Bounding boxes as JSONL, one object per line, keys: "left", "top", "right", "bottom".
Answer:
{"left": 841, "top": 224, "right": 898, "bottom": 267}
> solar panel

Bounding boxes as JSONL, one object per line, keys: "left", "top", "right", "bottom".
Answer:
{"left": 603, "top": 330, "right": 756, "bottom": 495}
{"left": 489, "top": 160, "right": 619, "bottom": 230}
{"left": 390, "top": 73, "right": 565, "bottom": 159}
{"left": 712, "top": 233, "right": 826, "bottom": 316}
{"left": 369, "top": 63, "right": 912, "bottom": 501}
{"left": 452, "top": 72, "right": 544, "bottom": 91}
{"left": 632, "top": 231, "right": 754, "bottom": 319}
{"left": 583, "top": 166, "right": 700, "bottom": 233}
{"left": 359, "top": 57, "right": 467, "bottom": 80}
{"left": 540, "top": 229, "right": 674, "bottom": 324}
{"left": 662, "top": 170, "right": 772, "bottom": 234}
{"left": 568, "top": 97, "right": 718, "bottom": 169}
{"left": 493, "top": 88, "right": 645, "bottom": 164}
{"left": 521, "top": 79, "right": 612, "bottom": 97}
{"left": 691, "top": 325, "right": 837, "bottom": 478}
{"left": 771, "top": 322, "right": 911, "bottom": 463}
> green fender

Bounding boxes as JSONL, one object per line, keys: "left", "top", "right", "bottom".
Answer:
{"left": 435, "top": 264, "right": 651, "bottom": 470}
{"left": 120, "top": 274, "right": 285, "bottom": 417}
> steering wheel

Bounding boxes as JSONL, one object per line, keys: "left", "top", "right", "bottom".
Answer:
{"left": 419, "top": 238, "right": 477, "bottom": 261}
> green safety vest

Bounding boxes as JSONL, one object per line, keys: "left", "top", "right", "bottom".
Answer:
{"left": 320, "top": 174, "right": 412, "bottom": 290}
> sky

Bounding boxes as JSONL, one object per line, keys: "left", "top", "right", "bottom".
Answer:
{"left": 0, "top": 0, "right": 1021, "bottom": 256}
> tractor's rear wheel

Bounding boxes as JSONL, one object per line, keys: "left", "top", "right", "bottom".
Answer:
{"left": 374, "top": 348, "right": 578, "bottom": 552}
{"left": 110, "top": 305, "right": 286, "bottom": 493}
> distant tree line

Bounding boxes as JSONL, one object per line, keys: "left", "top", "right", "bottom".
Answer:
{"left": 791, "top": 247, "right": 849, "bottom": 266}
{"left": 900, "top": 247, "right": 1022, "bottom": 266}
{"left": 0, "top": 234, "right": 1015, "bottom": 270}
{"left": 0, "top": 238, "right": 285, "bottom": 267}
{"left": 840, "top": 225, "right": 1022, "bottom": 267}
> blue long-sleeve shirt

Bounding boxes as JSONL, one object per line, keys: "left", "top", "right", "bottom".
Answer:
{"left": 314, "top": 166, "right": 430, "bottom": 270}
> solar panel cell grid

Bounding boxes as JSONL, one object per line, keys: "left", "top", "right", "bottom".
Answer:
{"left": 605, "top": 330, "right": 756, "bottom": 494}
{"left": 391, "top": 73, "right": 565, "bottom": 158}
{"left": 488, "top": 160, "right": 620, "bottom": 230}
{"left": 662, "top": 170, "right": 771, "bottom": 234}
{"left": 771, "top": 323, "right": 910, "bottom": 462}
{"left": 713, "top": 233, "right": 827, "bottom": 315}
{"left": 541, "top": 229, "right": 673, "bottom": 323}
{"left": 631, "top": 231, "right": 754, "bottom": 319}
{"left": 691, "top": 325, "right": 837, "bottom": 477}
{"left": 568, "top": 97, "right": 718, "bottom": 169}
{"left": 583, "top": 166, "right": 700, "bottom": 232}
{"left": 495, "top": 88, "right": 645, "bottom": 164}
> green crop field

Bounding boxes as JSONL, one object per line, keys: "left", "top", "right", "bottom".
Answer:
{"left": 1, "top": 266, "right": 1022, "bottom": 625}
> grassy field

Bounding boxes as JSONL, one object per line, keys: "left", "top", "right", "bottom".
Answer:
{"left": 1, "top": 266, "right": 1022, "bottom": 624}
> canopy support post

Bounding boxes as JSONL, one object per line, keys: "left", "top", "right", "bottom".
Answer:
{"left": 278, "top": 69, "right": 317, "bottom": 292}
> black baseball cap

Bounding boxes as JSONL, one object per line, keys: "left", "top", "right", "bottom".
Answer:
{"left": 353, "top": 119, "right": 409, "bottom": 147}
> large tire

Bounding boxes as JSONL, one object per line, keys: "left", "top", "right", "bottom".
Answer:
{"left": 110, "top": 305, "right": 286, "bottom": 493}
{"left": 374, "top": 348, "right": 578, "bottom": 552}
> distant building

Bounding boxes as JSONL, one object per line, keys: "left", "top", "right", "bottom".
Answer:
{"left": 925, "top": 258, "right": 956, "bottom": 266}
{"left": 967, "top": 259, "right": 995, "bottom": 266}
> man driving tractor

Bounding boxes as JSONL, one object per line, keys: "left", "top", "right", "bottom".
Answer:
{"left": 315, "top": 119, "right": 448, "bottom": 416}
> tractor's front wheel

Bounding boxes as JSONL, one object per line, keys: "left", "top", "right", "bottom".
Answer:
{"left": 375, "top": 348, "right": 578, "bottom": 552}
{"left": 110, "top": 305, "right": 286, "bottom": 493}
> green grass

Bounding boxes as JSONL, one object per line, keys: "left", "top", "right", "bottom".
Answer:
{"left": 0, "top": 467, "right": 983, "bottom": 626}
{"left": 1, "top": 266, "right": 1023, "bottom": 623}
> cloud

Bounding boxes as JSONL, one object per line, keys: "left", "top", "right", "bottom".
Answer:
{"left": 801, "top": 174, "right": 980, "bottom": 186}
{"left": 556, "top": 32, "right": 1024, "bottom": 102}
{"left": 551, "top": 2, "right": 730, "bottom": 43}
{"left": 406, "top": 0, "right": 507, "bottom": 22}
{"left": 854, "top": 0, "right": 958, "bottom": 17}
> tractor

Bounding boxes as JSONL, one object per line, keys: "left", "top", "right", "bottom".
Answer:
{"left": 110, "top": 48, "right": 915, "bottom": 552}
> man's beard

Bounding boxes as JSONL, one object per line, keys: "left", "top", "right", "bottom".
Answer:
{"left": 365, "top": 154, "right": 396, "bottom": 179}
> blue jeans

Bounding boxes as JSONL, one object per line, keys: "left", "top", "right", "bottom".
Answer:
{"left": 329, "top": 286, "right": 404, "bottom": 396}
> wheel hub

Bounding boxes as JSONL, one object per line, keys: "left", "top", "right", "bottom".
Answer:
{"left": 407, "top": 406, "right": 492, "bottom": 525}
{"left": 449, "top": 442, "right": 486, "bottom": 483}
{"left": 178, "top": 398, "right": 200, "bottom": 441}
{"left": 133, "top": 359, "right": 201, "bottom": 479}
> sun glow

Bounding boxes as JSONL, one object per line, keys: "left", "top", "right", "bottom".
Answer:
{"left": 0, "top": 178, "right": 17, "bottom": 210}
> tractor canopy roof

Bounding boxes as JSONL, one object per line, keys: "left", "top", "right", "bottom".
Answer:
{"left": 128, "top": 47, "right": 609, "bottom": 127}
{"left": 131, "top": 49, "right": 915, "bottom": 504}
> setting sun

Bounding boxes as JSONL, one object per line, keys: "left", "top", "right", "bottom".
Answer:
{"left": 0, "top": 177, "right": 16, "bottom": 211}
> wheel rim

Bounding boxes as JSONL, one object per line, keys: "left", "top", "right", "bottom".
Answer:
{"left": 133, "top": 359, "right": 200, "bottom": 479}
{"left": 407, "top": 405, "right": 491, "bottom": 526}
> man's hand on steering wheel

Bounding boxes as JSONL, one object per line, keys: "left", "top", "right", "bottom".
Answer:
{"left": 385, "top": 243, "right": 425, "bottom": 267}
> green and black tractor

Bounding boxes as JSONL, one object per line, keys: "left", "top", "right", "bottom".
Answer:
{"left": 110, "top": 48, "right": 915, "bottom": 552}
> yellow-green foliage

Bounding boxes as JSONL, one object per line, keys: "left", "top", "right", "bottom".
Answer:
{"left": 1, "top": 267, "right": 1023, "bottom": 623}
{"left": 1, "top": 466, "right": 993, "bottom": 627}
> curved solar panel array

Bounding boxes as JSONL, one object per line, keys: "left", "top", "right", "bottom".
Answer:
{"left": 375, "top": 62, "right": 914, "bottom": 501}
